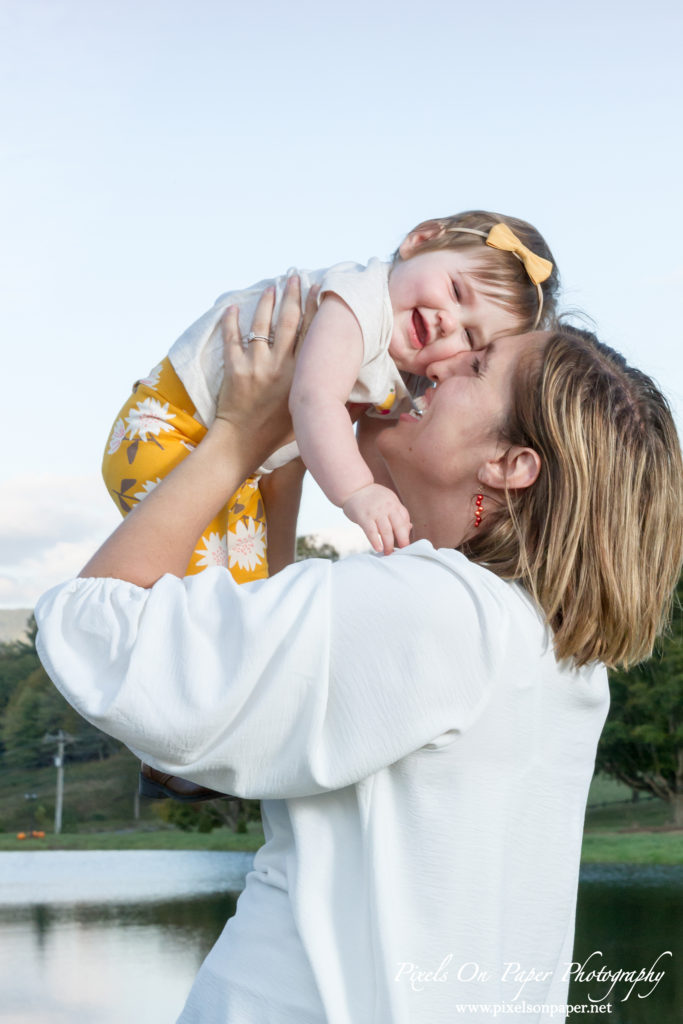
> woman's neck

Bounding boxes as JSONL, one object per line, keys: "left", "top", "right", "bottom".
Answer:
{"left": 407, "top": 491, "right": 475, "bottom": 550}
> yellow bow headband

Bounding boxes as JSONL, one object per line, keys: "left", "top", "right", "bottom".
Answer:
{"left": 449, "top": 223, "right": 553, "bottom": 329}
{"left": 485, "top": 222, "right": 553, "bottom": 286}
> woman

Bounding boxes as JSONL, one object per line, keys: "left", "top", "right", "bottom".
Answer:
{"left": 35, "top": 278, "right": 683, "bottom": 1022}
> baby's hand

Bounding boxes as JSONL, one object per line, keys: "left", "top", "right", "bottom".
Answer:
{"left": 342, "top": 483, "right": 412, "bottom": 555}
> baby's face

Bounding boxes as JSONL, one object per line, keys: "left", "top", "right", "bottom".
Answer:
{"left": 387, "top": 249, "right": 520, "bottom": 378}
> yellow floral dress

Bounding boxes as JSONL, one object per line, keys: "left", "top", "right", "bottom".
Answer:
{"left": 102, "top": 358, "right": 268, "bottom": 581}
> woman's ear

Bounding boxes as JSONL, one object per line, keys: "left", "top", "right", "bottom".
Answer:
{"left": 478, "top": 446, "right": 541, "bottom": 491}
{"left": 398, "top": 220, "right": 444, "bottom": 260}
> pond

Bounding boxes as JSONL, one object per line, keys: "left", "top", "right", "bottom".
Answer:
{"left": 0, "top": 854, "right": 680, "bottom": 1023}
{"left": 569, "top": 864, "right": 683, "bottom": 1023}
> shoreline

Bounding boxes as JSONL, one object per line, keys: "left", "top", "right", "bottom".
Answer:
{"left": 1, "top": 827, "right": 681, "bottom": 865}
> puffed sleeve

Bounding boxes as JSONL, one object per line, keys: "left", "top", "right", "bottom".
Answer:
{"left": 35, "top": 543, "right": 509, "bottom": 798}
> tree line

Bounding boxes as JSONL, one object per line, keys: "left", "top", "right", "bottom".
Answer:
{"left": 0, "top": 617, "right": 120, "bottom": 769}
{"left": 596, "top": 573, "right": 683, "bottom": 826}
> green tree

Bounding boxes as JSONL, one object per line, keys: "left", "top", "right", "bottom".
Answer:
{"left": 1, "top": 665, "right": 68, "bottom": 768}
{"left": 296, "top": 535, "right": 340, "bottom": 562}
{"left": 1, "top": 664, "right": 120, "bottom": 768}
{"left": 0, "top": 616, "right": 121, "bottom": 769}
{"left": 0, "top": 616, "right": 40, "bottom": 726}
{"left": 597, "top": 575, "right": 683, "bottom": 825}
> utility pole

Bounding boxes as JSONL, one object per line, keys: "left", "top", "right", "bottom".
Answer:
{"left": 54, "top": 733, "right": 65, "bottom": 834}
{"left": 43, "top": 730, "right": 74, "bottom": 835}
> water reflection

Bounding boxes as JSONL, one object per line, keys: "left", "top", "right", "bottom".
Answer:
{"left": 570, "top": 865, "right": 683, "bottom": 1024}
{"left": 1, "top": 856, "right": 681, "bottom": 1023}
{"left": 0, "top": 852, "right": 250, "bottom": 1024}
{"left": 1, "top": 893, "right": 238, "bottom": 1024}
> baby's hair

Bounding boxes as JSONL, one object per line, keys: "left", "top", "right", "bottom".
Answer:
{"left": 395, "top": 210, "right": 560, "bottom": 332}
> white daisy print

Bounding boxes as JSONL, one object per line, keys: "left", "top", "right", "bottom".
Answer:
{"left": 125, "top": 397, "right": 176, "bottom": 442}
{"left": 195, "top": 531, "right": 229, "bottom": 569}
{"left": 227, "top": 518, "right": 266, "bottom": 572}
{"left": 133, "top": 478, "right": 163, "bottom": 503}
{"left": 107, "top": 418, "right": 126, "bottom": 455}
{"left": 138, "top": 363, "right": 163, "bottom": 388}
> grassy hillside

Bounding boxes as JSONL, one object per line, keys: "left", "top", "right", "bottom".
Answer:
{"left": 0, "top": 756, "right": 680, "bottom": 861}
{"left": 1, "top": 746, "right": 158, "bottom": 834}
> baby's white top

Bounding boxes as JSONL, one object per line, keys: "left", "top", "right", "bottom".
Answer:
{"left": 168, "top": 259, "right": 410, "bottom": 470}
{"left": 35, "top": 542, "right": 609, "bottom": 1023}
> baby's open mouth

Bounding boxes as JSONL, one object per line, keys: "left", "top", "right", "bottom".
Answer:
{"left": 411, "top": 309, "right": 428, "bottom": 348}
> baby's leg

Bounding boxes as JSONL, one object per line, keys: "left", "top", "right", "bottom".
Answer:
{"left": 102, "top": 357, "right": 269, "bottom": 581}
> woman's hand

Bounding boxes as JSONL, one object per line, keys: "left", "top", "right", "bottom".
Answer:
{"left": 214, "top": 276, "right": 318, "bottom": 467}
{"left": 215, "top": 277, "right": 297, "bottom": 458}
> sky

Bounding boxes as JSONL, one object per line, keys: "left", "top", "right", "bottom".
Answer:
{"left": 2, "top": 0, "right": 682, "bottom": 607}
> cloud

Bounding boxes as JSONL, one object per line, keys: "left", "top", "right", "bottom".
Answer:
{"left": 0, "top": 476, "right": 374, "bottom": 608}
{"left": 0, "top": 474, "right": 119, "bottom": 607}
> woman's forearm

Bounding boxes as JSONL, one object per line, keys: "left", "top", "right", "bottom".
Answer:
{"left": 80, "top": 418, "right": 258, "bottom": 585}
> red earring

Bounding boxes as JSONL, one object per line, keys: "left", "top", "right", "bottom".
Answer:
{"left": 474, "top": 494, "right": 484, "bottom": 528}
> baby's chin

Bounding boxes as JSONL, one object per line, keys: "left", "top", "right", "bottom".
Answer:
{"left": 388, "top": 342, "right": 423, "bottom": 376}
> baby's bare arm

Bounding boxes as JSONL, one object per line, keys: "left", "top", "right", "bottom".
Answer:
{"left": 289, "top": 295, "right": 374, "bottom": 505}
{"left": 356, "top": 415, "right": 399, "bottom": 493}
{"left": 290, "top": 295, "right": 412, "bottom": 553}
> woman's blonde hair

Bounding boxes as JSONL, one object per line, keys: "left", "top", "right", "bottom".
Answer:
{"left": 462, "top": 326, "right": 683, "bottom": 669}
{"left": 395, "top": 210, "right": 561, "bottom": 331}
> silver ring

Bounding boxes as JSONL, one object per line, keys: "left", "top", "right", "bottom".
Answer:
{"left": 241, "top": 332, "right": 273, "bottom": 350}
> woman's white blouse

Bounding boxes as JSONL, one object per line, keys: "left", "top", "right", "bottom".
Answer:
{"left": 35, "top": 541, "right": 609, "bottom": 1023}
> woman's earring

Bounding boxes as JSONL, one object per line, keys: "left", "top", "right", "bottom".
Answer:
{"left": 474, "top": 494, "right": 484, "bottom": 528}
